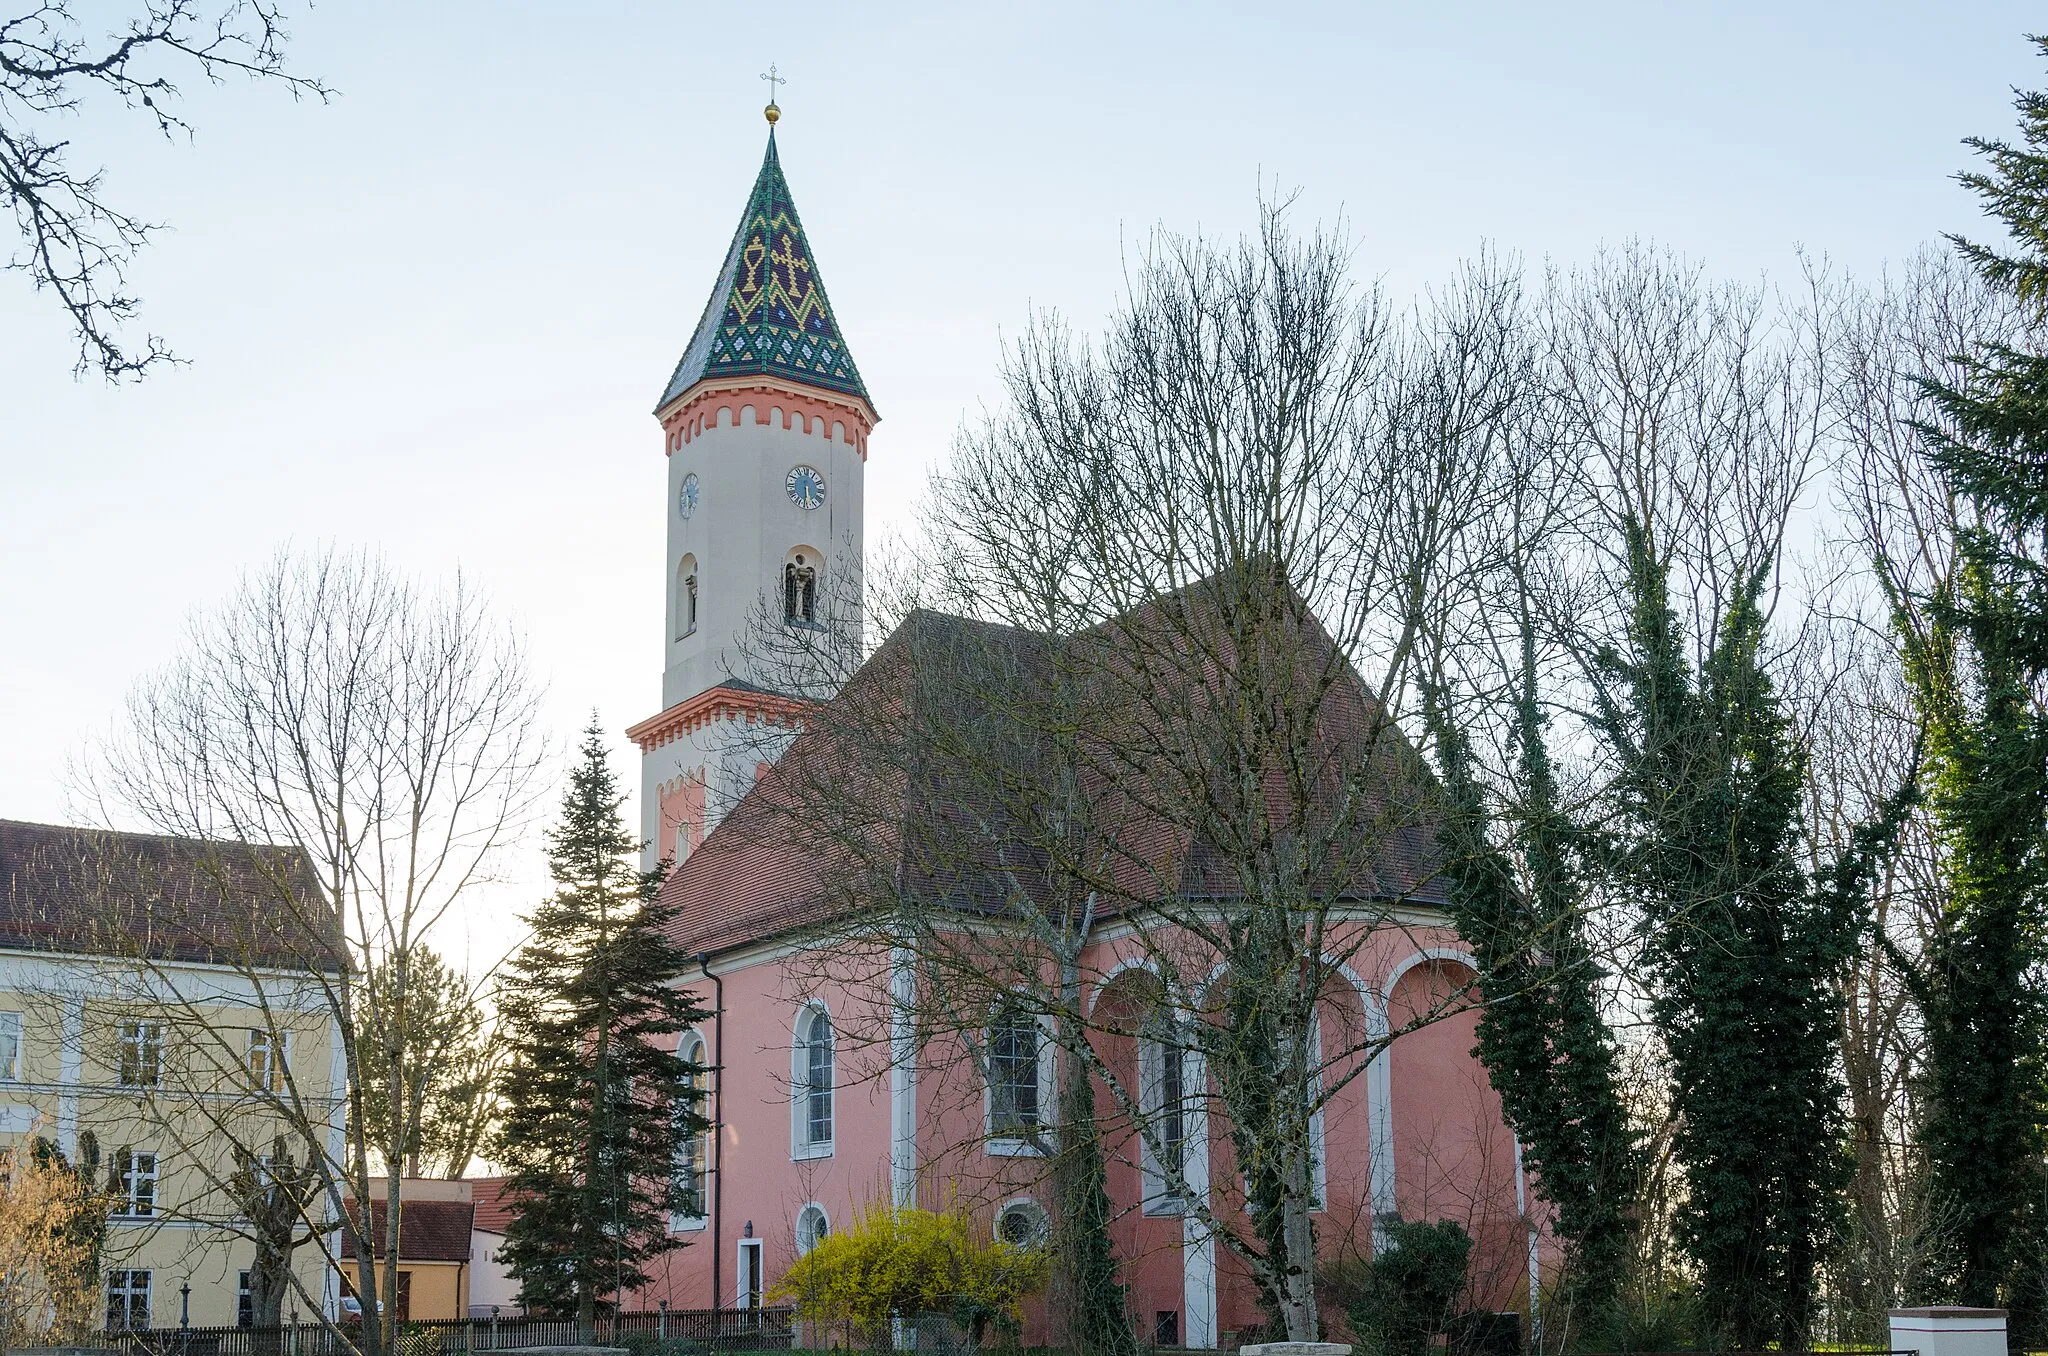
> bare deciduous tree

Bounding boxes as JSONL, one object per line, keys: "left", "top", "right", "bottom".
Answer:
{"left": 72, "top": 547, "right": 543, "bottom": 1356}
{"left": 2, "top": 0, "right": 329, "bottom": 378}
{"left": 711, "top": 210, "right": 1546, "bottom": 1345}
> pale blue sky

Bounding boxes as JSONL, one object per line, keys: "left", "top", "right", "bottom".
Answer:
{"left": 2, "top": 2, "right": 2037, "bottom": 949}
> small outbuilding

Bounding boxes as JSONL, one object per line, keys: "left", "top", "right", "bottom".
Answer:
{"left": 342, "top": 1178, "right": 476, "bottom": 1321}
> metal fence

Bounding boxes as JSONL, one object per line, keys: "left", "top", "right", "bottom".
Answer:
{"left": 102, "top": 1308, "right": 796, "bottom": 1356}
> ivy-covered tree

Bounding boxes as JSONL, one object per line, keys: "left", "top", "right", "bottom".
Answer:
{"left": 494, "top": 721, "right": 710, "bottom": 1329}
{"left": 1590, "top": 524, "right": 1900, "bottom": 1350}
{"left": 1899, "top": 40, "right": 2048, "bottom": 1332}
{"left": 1425, "top": 623, "right": 1635, "bottom": 1336}
{"left": 1889, "top": 555, "right": 2048, "bottom": 1329}
{"left": 1050, "top": 1024, "right": 1137, "bottom": 1356}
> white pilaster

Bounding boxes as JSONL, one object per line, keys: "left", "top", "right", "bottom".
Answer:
{"left": 1182, "top": 1047, "right": 1215, "bottom": 1348}
{"left": 56, "top": 993, "right": 82, "bottom": 1159}
{"left": 890, "top": 947, "right": 918, "bottom": 1207}
{"left": 1364, "top": 994, "right": 1396, "bottom": 1247}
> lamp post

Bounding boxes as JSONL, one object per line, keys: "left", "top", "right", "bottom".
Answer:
{"left": 180, "top": 1281, "right": 191, "bottom": 1329}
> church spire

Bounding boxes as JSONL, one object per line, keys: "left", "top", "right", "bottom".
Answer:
{"left": 655, "top": 122, "right": 870, "bottom": 414}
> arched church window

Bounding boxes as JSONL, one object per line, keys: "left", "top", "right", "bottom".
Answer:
{"left": 988, "top": 1005, "right": 1042, "bottom": 1139}
{"left": 784, "top": 553, "right": 818, "bottom": 626}
{"left": 671, "top": 1032, "right": 708, "bottom": 1225}
{"left": 793, "top": 1005, "right": 834, "bottom": 1154}
{"left": 677, "top": 555, "right": 699, "bottom": 640}
{"left": 1140, "top": 1011, "right": 1188, "bottom": 1215}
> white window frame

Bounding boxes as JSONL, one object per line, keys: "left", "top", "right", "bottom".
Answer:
{"left": 0, "top": 1011, "right": 21, "bottom": 1083}
{"left": 782, "top": 548, "right": 822, "bottom": 628}
{"left": 795, "top": 1201, "right": 830, "bottom": 1255}
{"left": 117, "top": 1020, "right": 162, "bottom": 1088}
{"left": 1308, "top": 1016, "right": 1327, "bottom": 1212}
{"left": 246, "top": 1028, "right": 287, "bottom": 1093}
{"left": 105, "top": 1268, "right": 151, "bottom": 1331}
{"left": 983, "top": 1006, "right": 1056, "bottom": 1157}
{"left": 115, "top": 1149, "right": 158, "bottom": 1218}
{"left": 670, "top": 1031, "right": 709, "bottom": 1232}
{"left": 736, "top": 1237, "right": 765, "bottom": 1310}
{"left": 1139, "top": 1018, "right": 1190, "bottom": 1216}
{"left": 993, "top": 1196, "right": 1050, "bottom": 1248}
{"left": 790, "top": 1003, "right": 834, "bottom": 1160}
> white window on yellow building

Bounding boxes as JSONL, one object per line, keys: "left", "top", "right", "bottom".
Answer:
{"left": 0, "top": 1012, "right": 20, "bottom": 1082}
{"left": 105, "top": 1269, "right": 150, "bottom": 1330}
{"left": 115, "top": 1149, "right": 157, "bottom": 1217}
{"left": 246, "top": 1029, "right": 283, "bottom": 1092}
{"left": 117, "top": 1021, "right": 161, "bottom": 1087}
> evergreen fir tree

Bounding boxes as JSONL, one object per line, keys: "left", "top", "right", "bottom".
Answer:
{"left": 495, "top": 721, "right": 710, "bottom": 1327}
{"left": 1590, "top": 523, "right": 1897, "bottom": 1349}
{"left": 1425, "top": 618, "right": 1635, "bottom": 1336}
{"left": 1898, "top": 40, "right": 2048, "bottom": 1333}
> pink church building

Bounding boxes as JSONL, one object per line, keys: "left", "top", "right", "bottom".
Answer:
{"left": 625, "top": 109, "right": 1536, "bottom": 1347}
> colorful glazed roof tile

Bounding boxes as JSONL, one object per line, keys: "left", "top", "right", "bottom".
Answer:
{"left": 657, "top": 131, "right": 870, "bottom": 412}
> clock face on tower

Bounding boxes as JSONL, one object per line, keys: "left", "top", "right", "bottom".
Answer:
{"left": 678, "top": 473, "right": 699, "bottom": 520}
{"left": 785, "top": 464, "right": 827, "bottom": 511}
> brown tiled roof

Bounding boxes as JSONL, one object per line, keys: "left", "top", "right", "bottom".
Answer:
{"left": 341, "top": 1199, "right": 476, "bottom": 1262}
{"left": 659, "top": 583, "right": 1449, "bottom": 960}
{"left": 0, "top": 820, "right": 339, "bottom": 969}
{"left": 468, "top": 1177, "right": 520, "bottom": 1234}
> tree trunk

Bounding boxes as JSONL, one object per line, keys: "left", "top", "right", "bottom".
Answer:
{"left": 1278, "top": 1066, "right": 1320, "bottom": 1342}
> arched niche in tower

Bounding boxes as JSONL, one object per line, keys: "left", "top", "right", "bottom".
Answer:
{"left": 676, "top": 553, "right": 699, "bottom": 640}
{"left": 782, "top": 545, "right": 823, "bottom": 628}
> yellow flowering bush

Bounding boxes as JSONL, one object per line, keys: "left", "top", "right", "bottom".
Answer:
{"left": 771, "top": 1203, "right": 1048, "bottom": 1347}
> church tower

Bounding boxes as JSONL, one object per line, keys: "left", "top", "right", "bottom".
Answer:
{"left": 626, "top": 104, "right": 874, "bottom": 869}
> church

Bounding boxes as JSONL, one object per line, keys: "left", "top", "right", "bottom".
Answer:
{"left": 623, "top": 103, "right": 1536, "bottom": 1347}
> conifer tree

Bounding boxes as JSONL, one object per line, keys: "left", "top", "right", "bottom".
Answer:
{"left": 495, "top": 721, "right": 710, "bottom": 1328}
{"left": 1899, "top": 41, "right": 2048, "bottom": 1331}
{"left": 1590, "top": 524, "right": 1892, "bottom": 1350}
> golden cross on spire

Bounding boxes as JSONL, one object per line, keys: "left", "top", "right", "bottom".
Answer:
{"left": 761, "top": 64, "right": 785, "bottom": 124}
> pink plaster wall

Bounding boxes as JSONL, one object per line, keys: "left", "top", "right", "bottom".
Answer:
{"left": 1388, "top": 960, "right": 1527, "bottom": 1311}
{"left": 657, "top": 776, "right": 706, "bottom": 864}
{"left": 640, "top": 922, "right": 1532, "bottom": 1341}
{"left": 637, "top": 963, "right": 899, "bottom": 1314}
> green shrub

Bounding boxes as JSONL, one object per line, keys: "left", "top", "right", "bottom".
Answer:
{"left": 1580, "top": 1281, "right": 1704, "bottom": 1354}
{"left": 771, "top": 1204, "right": 1049, "bottom": 1349}
{"left": 1346, "top": 1217, "right": 1474, "bottom": 1356}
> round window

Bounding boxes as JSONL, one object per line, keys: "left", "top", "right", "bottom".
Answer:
{"left": 996, "top": 1201, "right": 1046, "bottom": 1248}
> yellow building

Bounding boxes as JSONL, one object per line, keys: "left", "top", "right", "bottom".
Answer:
{"left": 342, "top": 1179, "right": 476, "bottom": 1322}
{"left": 0, "top": 819, "right": 346, "bottom": 1333}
